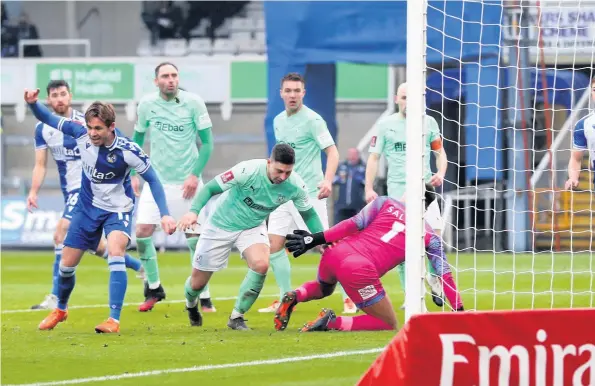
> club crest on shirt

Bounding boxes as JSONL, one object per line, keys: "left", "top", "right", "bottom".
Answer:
{"left": 107, "top": 152, "right": 117, "bottom": 163}
{"left": 276, "top": 193, "right": 286, "bottom": 203}
{"left": 370, "top": 136, "right": 377, "bottom": 147}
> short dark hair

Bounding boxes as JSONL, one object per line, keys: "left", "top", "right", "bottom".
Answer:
{"left": 46, "top": 80, "right": 70, "bottom": 96}
{"left": 85, "top": 102, "right": 116, "bottom": 127}
{"left": 271, "top": 144, "right": 295, "bottom": 165}
{"left": 155, "top": 62, "right": 179, "bottom": 77}
{"left": 280, "top": 73, "right": 305, "bottom": 88}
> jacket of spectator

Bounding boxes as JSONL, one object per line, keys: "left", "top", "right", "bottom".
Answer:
{"left": 333, "top": 148, "right": 367, "bottom": 223}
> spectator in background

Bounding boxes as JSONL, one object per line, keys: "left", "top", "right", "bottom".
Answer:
{"left": 142, "top": 1, "right": 184, "bottom": 46}
{"left": 182, "top": 1, "right": 247, "bottom": 42}
{"left": 16, "top": 12, "right": 42, "bottom": 57}
{"left": 332, "top": 148, "right": 367, "bottom": 224}
{"left": 2, "top": 2, "right": 7, "bottom": 26}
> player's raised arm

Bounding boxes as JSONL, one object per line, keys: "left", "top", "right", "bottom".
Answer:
{"left": 566, "top": 117, "right": 587, "bottom": 190}
{"left": 25, "top": 89, "right": 86, "bottom": 139}
{"left": 129, "top": 99, "right": 150, "bottom": 192}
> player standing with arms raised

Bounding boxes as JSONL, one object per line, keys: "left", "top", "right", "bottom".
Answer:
{"left": 131, "top": 62, "right": 216, "bottom": 312}
{"left": 365, "top": 82, "right": 448, "bottom": 306}
{"left": 260, "top": 73, "right": 356, "bottom": 314}
{"left": 28, "top": 80, "right": 143, "bottom": 310}
{"left": 566, "top": 77, "right": 595, "bottom": 191}
{"left": 178, "top": 144, "right": 325, "bottom": 330}
{"left": 25, "top": 89, "right": 176, "bottom": 333}
{"left": 275, "top": 196, "right": 464, "bottom": 333}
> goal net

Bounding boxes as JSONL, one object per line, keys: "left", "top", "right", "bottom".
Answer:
{"left": 408, "top": 0, "right": 594, "bottom": 315}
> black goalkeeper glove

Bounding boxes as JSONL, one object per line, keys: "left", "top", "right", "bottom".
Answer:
{"left": 425, "top": 182, "right": 436, "bottom": 210}
{"left": 285, "top": 230, "right": 327, "bottom": 258}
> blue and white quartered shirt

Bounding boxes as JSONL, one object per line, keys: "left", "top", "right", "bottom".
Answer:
{"left": 572, "top": 112, "right": 595, "bottom": 183}
{"left": 28, "top": 102, "right": 169, "bottom": 216}
{"left": 34, "top": 109, "right": 85, "bottom": 197}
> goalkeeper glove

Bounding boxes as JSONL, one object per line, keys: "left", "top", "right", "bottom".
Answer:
{"left": 285, "top": 230, "right": 327, "bottom": 258}
{"left": 425, "top": 182, "right": 436, "bottom": 210}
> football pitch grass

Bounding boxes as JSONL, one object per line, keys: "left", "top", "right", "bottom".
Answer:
{"left": 2, "top": 250, "right": 592, "bottom": 385}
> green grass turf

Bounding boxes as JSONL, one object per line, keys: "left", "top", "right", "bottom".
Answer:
{"left": 1, "top": 250, "right": 592, "bottom": 385}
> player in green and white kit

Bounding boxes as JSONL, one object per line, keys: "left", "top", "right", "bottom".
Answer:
{"left": 131, "top": 62, "right": 216, "bottom": 312}
{"left": 260, "top": 73, "right": 356, "bottom": 315}
{"left": 177, "top": 144, "right": 324, "bottom": 330}
{"left": 365, "top": 82, "right": 448, "bottom": 307}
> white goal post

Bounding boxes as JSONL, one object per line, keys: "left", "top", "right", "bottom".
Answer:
{"left": 404, "top": 0, "right": 594, "bottom": 320}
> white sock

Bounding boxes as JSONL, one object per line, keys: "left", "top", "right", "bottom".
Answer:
{"left": 186, "top": 298, "right": 199, "bottom": 309}
{"left": 230, "top": 309, "right": 243, "bottom": 319}
{"left": 199, "top": 287, "right": 211, "bottom": 299}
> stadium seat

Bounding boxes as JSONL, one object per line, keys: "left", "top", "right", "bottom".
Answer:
{"left": 137, "top": 39, "right": 161, "bottom": 57}
{"left": 255, "top": 31, "right": 266, "bottom": 44}
{"left": 163, "top": 39, "right": 188, "bottom": 57}
{"left": 230, "top": 17, "right": 254, "bottom": 32}
{"left": 215, "top": 19, "right": 232, "bottom": 38}
{"left": 212, "top": 39, "right": 238, "bottom": 55}
{"left": 237, "top": 39, "right": 265, "bottom": 55}
{"left": 188, "top": 38, "right": 212, "bottom": 56}
{"left": 231, "top": 31, "right": 253, "bottom": 42}
{"left": 254, "top": 18, "right": 265, "bottom": 32}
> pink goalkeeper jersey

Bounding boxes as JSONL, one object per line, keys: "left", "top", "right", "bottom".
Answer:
{"left": 329, "top": 196, "right": 449, "bottom": 277}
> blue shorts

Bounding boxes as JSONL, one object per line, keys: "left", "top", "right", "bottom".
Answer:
{"left": 64, "top": 203, "right": 133, "bottom": 252}
{"left": 62, "top": 189, "right": 80, "bottom": 220}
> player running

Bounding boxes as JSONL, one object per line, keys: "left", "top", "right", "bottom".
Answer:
{"left": 365, "top": 82, "right": 448, "bottom": 308}
{"left": 131, "top": 62, "right": 216, "bottom": 313}
{"left": 275, "top": 195, "right": 464, "bottom": 332}
{"left": 28, "top": 80, "right": 143, "bottom": 310}
{"left": 177, "top": 144, "right": 325, "bottom": 330}
{"left": 566, "top": 76, "right": 595, "bottom": 190}
{"left": 25, "top": 89, "right": 176, "bottom": 333}
{"left": 261, "top": 72, "right": 356, "bottom": 314}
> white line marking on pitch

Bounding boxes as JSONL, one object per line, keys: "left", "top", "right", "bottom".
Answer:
{"left": 2, "top": 294, "right": 278, "bottom": 314}
{"left": 6, "top": 347, "right": 384, "bottom": 386}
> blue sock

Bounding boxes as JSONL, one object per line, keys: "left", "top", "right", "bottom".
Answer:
{"left": 124, "top": 253, "right": 142, "bottom": 272}
{"left": 108, "top": 256, "right": 127, "bottom": 321}
{"left": 57, "top": 264, "right": 76, "bottom": 310}
{"left": 51, "top": 244, "right": 63, "bottom": 297}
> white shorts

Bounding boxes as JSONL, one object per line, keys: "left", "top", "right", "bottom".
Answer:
{"left": 136, "top": 181, "right": 213, "bottom": 234}
{"left": 268, "top": 198, "right": 330, "bottom": 236}
{"left": 192, "top": 221, "right": 269, "bottom": 272}
{"left": 425, "top": 199, "right": 444, "bottom": 231}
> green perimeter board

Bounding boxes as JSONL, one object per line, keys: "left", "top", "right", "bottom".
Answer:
{"left": 231, "top": 62, "right": 388, "bottom": 101}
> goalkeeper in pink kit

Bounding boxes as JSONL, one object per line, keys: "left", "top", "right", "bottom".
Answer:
{"left": 275, "top": 195, "right": 464, "bottom": 332}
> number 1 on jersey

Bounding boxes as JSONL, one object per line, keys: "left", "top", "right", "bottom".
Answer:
{"left": 381, "top": 221, "right": 406, "bottom": 243}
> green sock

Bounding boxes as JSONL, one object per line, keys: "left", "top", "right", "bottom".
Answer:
{"left": 137, "top": 237, "right": 160, "bottom": 289}
{"left": 396, "top": 262, "right": 406, "bottom": 293}
{"left": 187, "top": 237, "right": 211, "bottom": 299}
{"left": 233, "top": 269, "right": 266, "bottom": 314}
{"left": 184, "top": 276, "right": 203, "bottom": 308}
{"left": 269, "top": 249, "right": 292, "bottom": 300}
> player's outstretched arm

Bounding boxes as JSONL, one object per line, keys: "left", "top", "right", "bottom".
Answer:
{"left": 139, "top": 166, "right": 170, "bottom": 217}
{"left": 25, "top": 90, "right": 86, "bottom": 138}
{"left": 129, "top": 131, "right": 145, "bottom": 178}
{"left": 566, "top": 117, "right": 588, "bottom": 190}
{"left": 298, "top": 207, "right": 324, "bottom": 234}
{"left": 189, "top": 178, "right": 223, "bottom": 216}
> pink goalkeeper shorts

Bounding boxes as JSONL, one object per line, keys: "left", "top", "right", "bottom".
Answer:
{"left": 318, "top": 243, "right": 386, "bottom": 309}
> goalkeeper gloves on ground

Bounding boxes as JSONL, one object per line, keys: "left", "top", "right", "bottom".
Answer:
{"left": 285, "top": 230, "right": 327, "bottom": 258}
